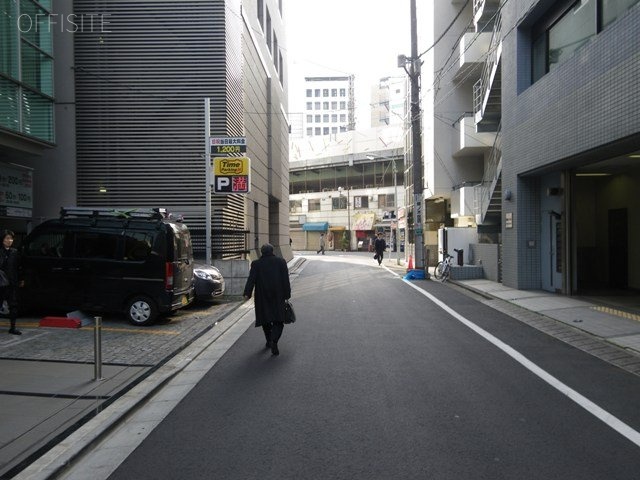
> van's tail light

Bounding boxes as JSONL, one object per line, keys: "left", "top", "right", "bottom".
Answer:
{"left": 165, "top": 262, "right": 174, "bottom": 290}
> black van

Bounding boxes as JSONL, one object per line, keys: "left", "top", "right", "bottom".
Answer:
{"left": 20, "top": 207, "right": 195, "bottom": 325}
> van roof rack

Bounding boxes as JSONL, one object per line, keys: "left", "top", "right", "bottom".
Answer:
{"left": 60, "top": 207, "right": 166, "bottom": 220}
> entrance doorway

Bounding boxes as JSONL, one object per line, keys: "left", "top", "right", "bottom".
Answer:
{"left": 608, "top": 208, "right": 628, "bottom": 289}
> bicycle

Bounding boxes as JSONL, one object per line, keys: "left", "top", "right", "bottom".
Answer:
{"left": 433, "top": 250, "right": 458, "bottom": 282}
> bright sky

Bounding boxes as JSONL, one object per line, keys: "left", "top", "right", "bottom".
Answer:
{"left": 285, "top": 0, "right": 411, "bottom": 128}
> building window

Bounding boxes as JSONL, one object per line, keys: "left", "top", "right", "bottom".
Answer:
{"left": 257, "top": 0, "right": 264, "bottom": 30}
{"left": 548, "top": 0, "right": 596, "bottom": 71}
{"left": 379, "top": 194, "right": 395, "bottom": 208}
{"left": 306, "top": 89, "right": 312, "bottom": 97}
{"left": 272, "top": 33, "right": 278, "bottom": 60}
{"left": 531, "top": 0, "right": 639, "bottom": 83}
{"left": 331, "top": 127, "right": 338, "bottom": 133}
{"left": 306, "top": 127, "right": 313, "bottom": 136}
{"left": 602, "top": 0, "right": 638, "bottom": 27}
{"left": 340, "top": 101, "right": 346, "bottom": 109}
{"left": 331, "top": 114, "right": 337, "bottom": 122}
{"left": 306, "top": 102, "right": 312, "bottom": 110}
{"left": 332, "top": 197, "right": 347, "bottom": 210}
{"left": 0, "top": 0, "right": 54, "bottom": 142}
{"left": 323, "top": 101, "right": 329, "bottom": 110}
{"left": 306, "top": 115, "right": 313, "bottom": 123}
{"left": 323, "top": 114, "right": 329, "bottom": 122}
{"left": 331, "top": 88, "right": 337, "bottom": 97}
{"left": 289, "top": 200, "right": 302, "bottom": 213}
{"left": 315, "top": 114, "right": 321, "bottom": 122}
{"left": 340, "top": 88, "right": 346, "bottom": 96}
{"left": 315, "top": 101, "right": 321, "bottom": 110}
{"left": 308, "top": 199, "right": 321, "bottom": 211}
{"left": 354, "top": 196, "right": 369, "bottom": 208}
{"left": 331, "top": 101, "right": 337, "bottom": 110}
{"left": 315, "top": 127, "right": 321, "bottom": 135}
{"left": 340, "top": 114, "right": 346, "bottom": 122}
{"left": 266, "top": 9, "right": 272, "bottom": 52}
{"left": 323, "top": 89, "right": 329, "bottom": 97}
{"left": 314, "top": 89, "right": 320, "bottom": 96}
{"left": 323, "top": 127, "right": 329, "bottom": 135}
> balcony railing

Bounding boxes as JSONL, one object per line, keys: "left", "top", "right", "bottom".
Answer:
{"left": 474, "top": 123, "right": 502, "bottom": 223}
{"left": 473, "top": 10, "right": 502, "bottom": 123}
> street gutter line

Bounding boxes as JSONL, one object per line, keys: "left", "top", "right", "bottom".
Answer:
{"left": 389, "top": 269, "right": 640, "bottom": 449}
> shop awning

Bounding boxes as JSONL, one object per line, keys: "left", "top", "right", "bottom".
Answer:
{"left": 302, "top": 222, "right": 329, "bottom": 231}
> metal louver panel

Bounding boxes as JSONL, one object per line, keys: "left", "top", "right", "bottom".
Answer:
{"left": 74, "top": 0, "right": 246, "bottom": 257}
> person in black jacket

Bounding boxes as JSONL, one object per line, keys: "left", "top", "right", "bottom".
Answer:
{"left": 374, "top": 232, "right": 387, "bottom": 266}
{"left": 243, "top": 244, "right": 291, "bottom": 356}
{"left": 0, "top": 230, "right": 21, "bottom": 335}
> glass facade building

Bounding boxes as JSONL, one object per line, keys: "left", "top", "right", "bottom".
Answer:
{"left": 0, "top": 0, "right": 54, "bottom": 143}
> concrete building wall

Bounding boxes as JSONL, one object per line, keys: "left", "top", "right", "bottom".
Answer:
{"left": 242, "top": 0, "right": 291, "bottom": 261}
{"left": 501, "top": 0, "right": 640, "bottom": 289}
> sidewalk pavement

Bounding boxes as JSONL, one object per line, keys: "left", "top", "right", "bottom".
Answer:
{"left": 379, "top": 256, "right": 640, "bottom": 356}
{"left": 0, "top": 300, "right": 247, "bottom": 479}
{"left": 4, "top": 254, "right": 640, "bottom": 478}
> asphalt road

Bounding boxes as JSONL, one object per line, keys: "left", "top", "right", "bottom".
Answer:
{"left": 107, "top": 256, "right": 640, "bottom": 479}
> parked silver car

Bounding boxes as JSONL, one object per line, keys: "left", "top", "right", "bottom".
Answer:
{"left": 193, "top": 264, "right": 225, "bottom": 300}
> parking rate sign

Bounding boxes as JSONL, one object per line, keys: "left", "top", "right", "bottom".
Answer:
{"left": 212, "top": 157, "right": 251, "bottom": 194}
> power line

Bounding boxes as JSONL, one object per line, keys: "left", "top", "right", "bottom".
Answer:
{"left": 418, "top": 0, "right": 471, "bottom": 59}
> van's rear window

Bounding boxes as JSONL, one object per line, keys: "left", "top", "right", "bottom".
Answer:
{"left": 172, "top": 225, "right": 192, "bottom": 260}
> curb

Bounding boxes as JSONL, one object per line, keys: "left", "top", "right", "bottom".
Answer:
{"left": 13, "top": 302, "right": 255, "bottom": 480}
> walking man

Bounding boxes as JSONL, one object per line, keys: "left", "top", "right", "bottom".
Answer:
{"left": 317, "top": 233, "right": 326, "bottom": 255}
{"left": 243, "top": 244, "right": 291, "bottom": 356}
{"left": 374, "top": 232, "right": 387, "bottom": 266}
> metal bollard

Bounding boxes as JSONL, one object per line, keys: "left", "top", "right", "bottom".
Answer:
{"left": 94, "top": 316, "right": 103, "bottom": 381}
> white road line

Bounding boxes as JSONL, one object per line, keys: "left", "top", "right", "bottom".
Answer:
{"left": 400, "top": 275, "right": 640, "bottom": 448}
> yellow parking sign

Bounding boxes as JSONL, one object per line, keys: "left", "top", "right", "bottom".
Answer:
{"left": 212, "top": 157, "right": 251, "bottom": 194}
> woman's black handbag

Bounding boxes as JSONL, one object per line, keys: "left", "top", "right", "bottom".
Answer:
{"left": 0, "top": 270, "right": 9, "bottom": 287}
{"left": 284, "top": 299, "right": 296, "bottom": 324}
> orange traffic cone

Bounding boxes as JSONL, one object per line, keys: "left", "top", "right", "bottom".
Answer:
{"left": 407, "top": 255, "right": 414, "bottom": 271}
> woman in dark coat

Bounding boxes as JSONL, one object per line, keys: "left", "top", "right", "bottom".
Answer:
{"left": 243, "top": 244, "right": 291, "bottom": 356}
{"left": 0, "top": 230, "right": 21, "bottom": 335}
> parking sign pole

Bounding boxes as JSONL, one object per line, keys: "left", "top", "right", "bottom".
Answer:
{"left": 204, "top": 98, "right": 212, "bottom": 265}
{"left": 94, "top": 316, "right": 102, "bottom": 381}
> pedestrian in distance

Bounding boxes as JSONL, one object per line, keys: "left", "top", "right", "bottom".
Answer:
{"left": 0, "top": 230, "right": 22, "bottom": 335}
{"left": 317, "top": 233, "right": 326, "bottom": 255}
{"left": 243, "top": 243, "right": 291, "bottom": 356}
{"left": 374, "top": 232, "right": 387, "bottom": 266}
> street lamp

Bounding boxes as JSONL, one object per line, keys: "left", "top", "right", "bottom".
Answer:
{"left": 337, "top": 186, "right": 350, "bottom": 250}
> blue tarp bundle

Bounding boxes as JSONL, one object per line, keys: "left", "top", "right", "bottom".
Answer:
{"left": 403, "top": 269, "right": 426, "bottom": 280}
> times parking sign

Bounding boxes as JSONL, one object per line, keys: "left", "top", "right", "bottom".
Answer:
{"left": 212, "top": 157, "right": 251, "bottom": 194}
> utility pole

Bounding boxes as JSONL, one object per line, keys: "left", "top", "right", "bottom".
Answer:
{"left": 409, "top": 0, "right": 425, "bottom": 272}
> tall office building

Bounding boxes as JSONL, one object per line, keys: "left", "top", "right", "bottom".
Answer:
{"left": 420, "top": 0, "right": 640, "bottom": 296}
{"left": 0, "top": 0, "right": 291, "bottom": 261}
{"left": 370, "top": 76, "right": 408, "bottom": 127}
{"left": 0, "top": 0, "right": 55, "bottom": 234}
{"left": 302, "top": 76, "right": 355, "bottom": 137}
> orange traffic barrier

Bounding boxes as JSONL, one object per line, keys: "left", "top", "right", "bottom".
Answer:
{"left": 407, "top": 255, "right": 414, "bottom": 270}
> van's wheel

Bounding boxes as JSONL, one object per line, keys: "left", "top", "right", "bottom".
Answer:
{"left": 126, "top": 296, "right": 158, "bottom": 326}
